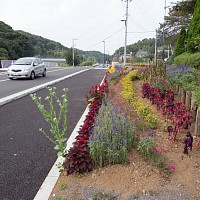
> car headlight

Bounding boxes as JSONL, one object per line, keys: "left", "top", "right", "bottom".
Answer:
{"left": 23, "top": 68, "right": 30, "bottom": 71}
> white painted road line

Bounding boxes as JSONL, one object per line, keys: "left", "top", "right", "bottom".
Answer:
{"left": 0, "top": 69, "right": 89, "bottom": 106}
{"left": 0, "top": 79, "right": 10, "bottom": 82}
{"left": 47, "top": 68, "right": 66, "bottom": 73}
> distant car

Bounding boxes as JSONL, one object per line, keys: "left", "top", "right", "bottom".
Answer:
{"left": 7, "top": 57, "right": 46, "bottom": 80}
{"left": 92, "top": 63, "right": 99, "bottom": 68}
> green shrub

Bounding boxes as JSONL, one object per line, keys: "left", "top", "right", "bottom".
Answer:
{"left": 173, "top": 52, "right": 200, "bottom": 69}
{"left": 80, "top": 61, "right": 94, "bottom": 66}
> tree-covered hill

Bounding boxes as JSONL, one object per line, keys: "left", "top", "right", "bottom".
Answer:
{"left": 114, "top": 38, "right": 155, "bottom": 60}
{"left": 0, "top": 21, "right": 34, "bottom": 59}
{"left": 0, "top": 21, "right": 105, "bottom": 65}
{"left": 17, "top": 30, "right": 69, "bottom": 58}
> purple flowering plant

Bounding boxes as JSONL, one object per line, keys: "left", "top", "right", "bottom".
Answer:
{"left": 89, "top": 100, "right": 136, "bottom": 167}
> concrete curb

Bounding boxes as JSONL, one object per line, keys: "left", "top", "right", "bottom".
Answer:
{"left": 33, "top": 106, "right": 90, "bottom": 200}
{"left": 33, "top": 74, "right": 107, "bottom": 200}
{"left": 0, "top": 69, "right": 89, "bottom": 106}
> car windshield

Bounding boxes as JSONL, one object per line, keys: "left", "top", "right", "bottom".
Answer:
{"left": 14, "top": 58, "right": 33, "bottom": 65}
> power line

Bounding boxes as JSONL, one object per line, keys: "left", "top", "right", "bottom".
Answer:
{"left": 78, "top": 14, "right": 126, "bottom": 45}
{"left": 128, "top": 31, "right": 155, "bottom": 33}
{"left": 86, "top": 27, "right": 125, "bottom": 50}
{"left": 134, "top": 0, "right": 157, "bottom": 27}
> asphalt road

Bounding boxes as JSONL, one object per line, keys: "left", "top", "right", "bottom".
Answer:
{"left": 0, "top": 67, "right": 87, "bottom": 99}
{"left": 0, "top": 68, "right": 106, "bottom": 200}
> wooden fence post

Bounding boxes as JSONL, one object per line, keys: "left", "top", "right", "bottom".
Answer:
{"left": 185, "top": 91, "right": 192, "bottom": 111}
{"left": 180, "top": 88, "right": 186, "bottom": 103}
{"left": 195, "top": 106, "right": 200, "bottom": 137}
{"left": 191, "top": 92, "right": 197, "bottom": 122}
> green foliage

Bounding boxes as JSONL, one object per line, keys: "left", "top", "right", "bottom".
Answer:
{"left": 173, "top": 52, "right": 200, "bottom": 68}
{"left": 59, "top": 182, "right": 67, "bottom": 191}
{"left": 159, "top": 0, "right": 196, "bottom": 48}
{"left": 65, "top": 48, "right": 81, "bottom": 66}
{"left": 0, "top": 48, "right": 9, "bottom": 59}
{"left": 174, "top": 26, "right": 187, "bottom": 57}
{"left": 187, "top": 0, "right": 200, "bottom": 52}
{"left": 165, "top": 55, "right": 174, "bottom": 65}
{"left": 114, "top": 38, "right": 155, "bottom": 60}
{"left": 92, "top": 191, "right": 117, "bottom": 200}
{"left": 80, "top": 60, "right": 94, "bottom": 66}
{"left": 30, "top": 87, "right": 68, "bottom": 157}
{"left": 53, "top": 196, "right": 63, "bottom": 200}
{"left": 0, "top": 21, "right": 105, "bottom": 63}
{"left": 81, "top": 50, "right": 109, "bottom": 64}
{"left": 0, "top": 21, "right": 34, "bottom": 59}
{"left": 18, "top": 30, "right": 68, "bottom": 58}
{"left": 194, "top": 87, "right": 200, "bottom": 106}
{"left": 137, "top": 136, "right": 155, "bottom": 160}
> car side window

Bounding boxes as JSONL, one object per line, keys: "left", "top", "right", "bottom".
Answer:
{"left": 37, "top": 59, "right": 42, "bottom": 64}
{"left": 33, "top": 60, "right": 38, "bottom": 66}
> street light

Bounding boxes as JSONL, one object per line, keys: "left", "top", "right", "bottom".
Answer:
{"left": 103, "top": 41, "right": 105, "bottom": 67}
{"left": 72, "top": 38, "right": 78, "bottom": 67}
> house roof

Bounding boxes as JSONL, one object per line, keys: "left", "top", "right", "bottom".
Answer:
{"left": 136, "top": 51, "right": 148, "bottom": 56}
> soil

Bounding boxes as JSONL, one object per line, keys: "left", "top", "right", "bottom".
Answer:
{"left": 49, "top": 77, "right": 200, "bottom": 200}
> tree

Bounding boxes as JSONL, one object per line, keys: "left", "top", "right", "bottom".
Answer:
{"left": 0, "top": 48, "right": 9, "bottom": 59}
{"left": 159, "top": 0, "right": 196, "bottom": 48}
{"left": 187, "top": 0, "right": 200, "bottom": 52}
{"left": 174, "top": 26, "right": 187, "bottom": 57}
{"left": 65, "top": 48, "right": 81, "bottom": 66}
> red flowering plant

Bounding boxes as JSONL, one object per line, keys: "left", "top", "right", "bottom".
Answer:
{"left": 64, "top": 78, "right": 108, "bottom": 175}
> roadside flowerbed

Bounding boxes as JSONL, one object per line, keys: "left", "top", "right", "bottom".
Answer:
{"left": 63, "top": 77, "right": 108, "bottom": 174}
{"left": 61, "top": 68, "right": 175, "bottom": 177}
{"left": 120, "top": 70, "right": 158, "bottom": 129}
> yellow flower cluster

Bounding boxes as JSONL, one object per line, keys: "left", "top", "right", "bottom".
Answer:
{"left": 120, "top": 70, "right": 158, "bottom": 129}
{"left": 107, "top": 66, "right": 116, "bottom": 73}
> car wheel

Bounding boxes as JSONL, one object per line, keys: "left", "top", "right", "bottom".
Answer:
{"left": 30, "top": 71, "right": 35, "bottom": 80}
{"left": 42, "top": 69, "right": 46, "bottom": 77}
{"left": 9, "top": 77, "right": 13, "bottom": 80}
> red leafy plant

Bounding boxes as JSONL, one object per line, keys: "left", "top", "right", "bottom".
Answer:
{"left": 142, "top": 83, "right": 192, "bottom": 141}
{"left": 64, "top": 79, "right": 108, "bottom": 175}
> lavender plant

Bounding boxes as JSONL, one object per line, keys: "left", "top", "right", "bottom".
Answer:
{"left": 89, "top": 100, "right": 136, "bottom": 167}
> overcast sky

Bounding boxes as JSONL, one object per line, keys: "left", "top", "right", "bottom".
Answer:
{"left": 0, "top": 0, "right": 178, "bottom": 54}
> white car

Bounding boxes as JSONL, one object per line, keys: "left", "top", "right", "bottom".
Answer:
{"left": 7, "top": 57, "right": 46, "bottom": 80}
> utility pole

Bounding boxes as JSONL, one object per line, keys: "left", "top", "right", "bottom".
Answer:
{"left": 122, "top": 0, "right": 132, "bottom": 67}
{"left": 154, "top": 29, "right": 157, "bottom": 67}
{"left": 72, "top": 38, "right": 78, "bottom": 67}
{"left": 103, "top": 41, "right": 105, "bottom": 67}
{"left": 162, "top": 0, "right": 167, "bottom": 61}
{"left": 163, "top": 0, "right": 167, "bottom": 45}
